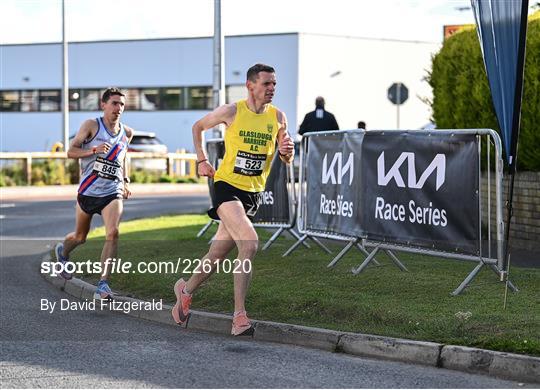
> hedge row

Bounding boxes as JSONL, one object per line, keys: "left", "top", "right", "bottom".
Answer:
{"left": 428, "top": 11, "right": 540, "bottom": 171}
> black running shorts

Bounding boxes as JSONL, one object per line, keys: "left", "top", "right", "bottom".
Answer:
{"left": 208, "top": 181, "right": 262, "bottom": 221}
{"left": 77, "top": 193, "right": 122, "bottom": 215}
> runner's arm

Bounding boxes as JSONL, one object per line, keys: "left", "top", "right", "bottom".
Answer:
{"left": 192, "top": 104, "right": 236, "bottom": 177}
{"left": 67, "top": 119, "right": 107, "bottom": 158}
{"left": 123, "top": 126, "right": 134, "bottom": 182}
{"left": 121, "top": 126, "right": 133, "bottom": 198}
{"left": 276, "top": 110, "right": 294, "bottom": 164}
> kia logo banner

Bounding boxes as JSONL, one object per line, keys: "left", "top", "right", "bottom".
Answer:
{"left": 305, "top": 132, "right": 364, "bottom": 237}
{"left": 361, "top": 131, "right": 479, "bottom": 254}
{"left": 304, "top": 131, "right": 480, "bottom": 254}
{"left": 252, "top": 153, "right": 290, "bottom": 224}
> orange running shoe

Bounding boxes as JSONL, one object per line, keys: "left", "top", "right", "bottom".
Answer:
{"left": 231, "top": 311, "right": 254, "bottom": 336}
{"left": 172, "top": 278, "right": 192, "bottom": 325}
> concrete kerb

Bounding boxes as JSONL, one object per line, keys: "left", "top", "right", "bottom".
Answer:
{"left": 40, "top": 253, "right": 540, "bottom": 384}
{"left": 253, "top": 321, "right": 340, "bottom": 352}
{"left": 338, "top": 333, "right": 442, "bottom": 367}
{"left": 440, "top": 345, "right": 540, "bottom": 384}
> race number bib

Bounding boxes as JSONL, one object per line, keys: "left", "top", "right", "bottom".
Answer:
{"left": 92, "top": 156, "right": 121, "bottom": 180}
{"left": 234, "top": 151, "right": 267, "bottom": 176}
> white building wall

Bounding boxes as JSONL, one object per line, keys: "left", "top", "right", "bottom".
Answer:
{"left": 1, "top": 44, "right": 62, "bottom": 89}
{"left": 0, "top": 34, "right": 299, "bottom": 152}
{"left": 296, "top": 34, "right": 439, "bottom": 131}
{"left": 1, "top": 33, "right": 439, "bottom": 152}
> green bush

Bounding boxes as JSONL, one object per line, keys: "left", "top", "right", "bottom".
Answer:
{"left": 1, "top": 160, "right": 78, "bottom": 186}
{"left": 131, "top": 172, "right": 199, "bottom": 184}
{"left": 31, "top": 160, "right": 71, "bottom": 186}
{"left": 428, "top": 12, "right": 540, "bottom": 171}
{"left": 158, "top": 175, "right": 174, "bottom": 183}
{"left": 130, "top": 170, "right": 158, "bottom": 183}
{"left": 0, "top": 162, "right": 198, "bottom": 186}
{"left": 175, "top": 177, "right": 199, "bottom": 184}
{"left": 0, "top": 162, "right": 26, "bottom": 186}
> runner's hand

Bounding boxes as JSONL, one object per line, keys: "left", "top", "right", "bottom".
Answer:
{"left": 279, "top": 134, "right": 294, "bottom": 157}
{"left": 95, "top": 142, "right": 112, "bottom": 154}
{"left": 123, "top": 183, "right": 131, "bottom": 199}
{"left": 198, "top": 161, "right": 215, "bottom": 178}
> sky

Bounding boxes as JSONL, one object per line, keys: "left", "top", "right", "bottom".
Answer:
{"left": 0, "top": 0, "right": 481, "bottom": 45}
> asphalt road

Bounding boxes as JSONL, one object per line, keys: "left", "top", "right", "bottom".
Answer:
{"left": 0, "top": 194, "right": 530, "bottom": 388}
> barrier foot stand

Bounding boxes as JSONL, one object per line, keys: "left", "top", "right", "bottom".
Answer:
{"left": 488, "top": 264, "right": 518, "bottom": 292}
{"left": 262, "top": 227, "right": 285, "bottom": 251}
{"left": 352, "top": 246, "right": 381, "bottom": 275}
{"left": 384, "top": 249, "right": 408, "bottom": 272}
{"left": 197, "top": 220, "right": 215, "bottom": 238}
{"left": 283, "top": 234, "right": 308, "bottom": 257}
{"left": 327, "top": 239, "right": 357, "bottom": 268}
{"left": 309, "top": 236, "right": 332, "bottom": 254}
{"left": 288, "top": 228, "right": 312, "bottom": 249}
{"left": 451, "top": 262, "right": 484, "bottom": 296}
{"left": 356, "top": 243, "right": 381, "bottom": 266}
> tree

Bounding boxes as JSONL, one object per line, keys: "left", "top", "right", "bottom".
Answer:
{"left": 428, "top": 12, "right": 540, "bottom": 171}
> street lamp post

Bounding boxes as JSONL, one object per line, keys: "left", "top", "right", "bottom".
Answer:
{"left": 212, "top": 0, "right": 225, "bottom": 139}
{"left": 61, "top": 0, "right": 69, "bottom": 151}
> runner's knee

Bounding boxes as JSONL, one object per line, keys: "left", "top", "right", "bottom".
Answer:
{"left": 72, "top": 233, "right": 87, "bottom": 244}
{"left": 236, "top": 239, "right": 258, "bottom": 256}
{"left": 105, "top": 228, "right": 119, "bottom": 241}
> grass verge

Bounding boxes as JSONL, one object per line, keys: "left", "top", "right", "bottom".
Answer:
{"left": 69, "top": 214, "right": 539, "bottom": 356}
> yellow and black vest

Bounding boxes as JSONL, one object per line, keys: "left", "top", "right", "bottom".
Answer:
{"left": 214, "top": 100, "right": 279, "bottom": 192}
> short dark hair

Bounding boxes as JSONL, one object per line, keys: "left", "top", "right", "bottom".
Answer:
{"left": 101, "top": 87, "right": 125, "bottom": 103}
{"left": 246, "top": 63, "right": 275, "bottom": 82}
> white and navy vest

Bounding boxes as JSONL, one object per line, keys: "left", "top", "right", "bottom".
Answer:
{"left": 78, "top": 117, "right": 129, "bottom": 197}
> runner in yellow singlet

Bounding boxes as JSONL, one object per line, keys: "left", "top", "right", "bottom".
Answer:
{"left": 172, "top": 64, "right": 294, "bottom": 336}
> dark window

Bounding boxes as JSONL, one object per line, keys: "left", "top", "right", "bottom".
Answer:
{"left": 0, "top": 91, "right": 20, "bottom": 111}
{"left": 1, "top": 86, "right": 220, "bottom": 112}
{"left": 69, "top": 89, "right": 80, "bottom": 111}
{"left": 20, "top": 90, "right": 39, "bottom": 112}
{"left": 162, "top": 88, "right": 182, "bottom": 110}
{"left": 226, "top": 85, "right": 246, "bottom": 104}
{"left": 131, "top": 135, "right": 162, "bottom": 145}
{"left": 80, "top": 89, "right": 100, "bottom": 110}
{"left": 39, "top": 90, "right": 61, "bottom": 111}
{"left": 124, "top": 88, "right": 140, "bottom": 110}
{"left": 187, "top": 87, "right": 212, "bottom": 110}
{"left": 141, "top": 88, "right": 160, "bottom": 110}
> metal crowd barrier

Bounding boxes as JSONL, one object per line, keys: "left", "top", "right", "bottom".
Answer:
{"left": 196, "top": 139, "right": 331, "bottom": 255}
{"left": 254, "top": 155, "right": 331, "bottom": 254}
{"left": 293, "top": 129, "right": 516, "bottom": 295}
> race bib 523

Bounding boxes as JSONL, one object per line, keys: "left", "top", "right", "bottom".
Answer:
{"left": 234, "top": 151, "right": 266, "bottom": 176}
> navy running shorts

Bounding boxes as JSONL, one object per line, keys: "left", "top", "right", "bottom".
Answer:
{"left": 77, "top": 193, "right": 122, "bottom": 215}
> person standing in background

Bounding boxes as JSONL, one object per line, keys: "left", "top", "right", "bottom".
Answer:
{"left": 298, "top": 96, "right": 339, "bottom": 135}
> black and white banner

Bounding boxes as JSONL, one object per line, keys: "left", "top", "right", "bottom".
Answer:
{"left": 361, "top": 131, "right": 479, "bottom": 254}
{"left": 303, "top": 131, "right": 480, "bottom": 254}
{"left": 305, "top": 132, "right": 364, "bottom": 237}
{"left": 206, "top": 139, "right": 291, "bottom": 225}
{"left": 206, "top": 139, "right": 226, "bottom": 207}
{"left": 252, "top": 153, "right": 290, "bottom": 224}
